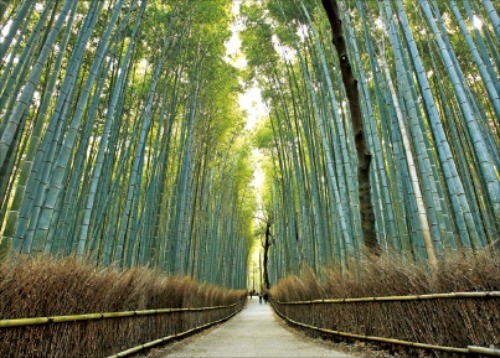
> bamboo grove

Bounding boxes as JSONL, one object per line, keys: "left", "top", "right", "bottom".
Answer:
{"left": 242, "top": 0, "right": 499, "bottom": 280}
{"left": 0, "top": 1, "right": 254, "bottom": 288}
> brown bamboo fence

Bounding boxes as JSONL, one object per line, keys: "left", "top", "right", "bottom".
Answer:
{"left": 271, "top": 291, "right": 499, "bottom": 356}
{"left": 1, "top": 299, "right": 246, "bottom": 357}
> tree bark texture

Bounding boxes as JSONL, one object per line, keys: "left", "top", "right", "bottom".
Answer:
{"left": 262, "top": 220, "right": 272, "bottom": 289}
{"left": 321, "top": 0, "right": 379, "bottom": 254}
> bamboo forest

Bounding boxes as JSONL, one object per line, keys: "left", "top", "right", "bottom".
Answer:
{"left": 0, "top": 0, "right": 498, "bottom": 357}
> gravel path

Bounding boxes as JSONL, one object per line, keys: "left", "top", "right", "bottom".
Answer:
{"left": 156, "top": 299, "right": 351, "bottom": 357}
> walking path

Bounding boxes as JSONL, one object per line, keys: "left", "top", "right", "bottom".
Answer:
{"left": 158, "top": 299, "right": 351, "bottom": 357}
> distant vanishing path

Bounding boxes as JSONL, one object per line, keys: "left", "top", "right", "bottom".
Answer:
{"left": 158, "top": 299, "right": 351, "bottom": 357}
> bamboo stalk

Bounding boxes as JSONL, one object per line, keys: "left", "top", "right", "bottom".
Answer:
{"left": 0, "top": 301, "right": 243, "bottom": 329}
{"left": 272, "top": 291, "right": 499, "bottom": 305}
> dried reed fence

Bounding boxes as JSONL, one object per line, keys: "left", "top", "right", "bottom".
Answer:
{"left": 270, "top": 252, "right": 500, "bottom": 356}
{"left": 0, "top": 258, "right": 246, "bottom": 357}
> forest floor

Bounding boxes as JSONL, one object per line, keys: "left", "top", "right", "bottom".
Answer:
{"left": 146, "top": 299, "right": 387, "bottom": 358}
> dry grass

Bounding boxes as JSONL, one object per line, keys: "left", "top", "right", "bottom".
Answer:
{"left": 0, "top": 257, "right": 246, "bottom": 357}
{"left": 271, "top": 251, "right": 500, "bottom": 355}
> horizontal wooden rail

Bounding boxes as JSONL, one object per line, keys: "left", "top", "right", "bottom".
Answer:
{"left": 271, "top": 298, "right": 499, "bottom": 356}
{"left": 468, "top": 346, "right": 500, "bottom": 356}
{"left": 108, "top": 305, "right": 244, "bottom": 357}
{"left": 273, "top": 290, "right": 500, "bottom": 305}
{"left": 0, "top": 302, "right": 241, "bottom": 329}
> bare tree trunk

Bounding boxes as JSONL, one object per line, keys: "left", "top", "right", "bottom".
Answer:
{"left": 262, "top": 220, "right": 272, "bottom": 290}
{"left": 321, "top": 0, "right": 379, "bottom": 254}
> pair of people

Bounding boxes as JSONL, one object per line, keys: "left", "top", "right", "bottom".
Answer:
{"left": 258, "top": 293, "right": 268, "bottom": 304}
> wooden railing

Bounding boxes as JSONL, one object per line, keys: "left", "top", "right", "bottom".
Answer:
{"left": 0, "top": 302, "right": 242, "bottom": 328}
{"left": 108, "top": 303, "right": 244, "bottom": 357}
{"left": 272, "top": 291, "right": 500, "bottom": 304}
{"left": 271, "top": 291, "right": 499, "bottom": 356}
{"left": 1, "top": 300, "right": 246, "bottom": 357}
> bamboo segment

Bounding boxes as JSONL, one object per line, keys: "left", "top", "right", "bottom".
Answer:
{"left": 0, "top": 317, "right": 49, "bottom": 328}
{"left": 50, "top": 313, "right": 103, "bottom": 323}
